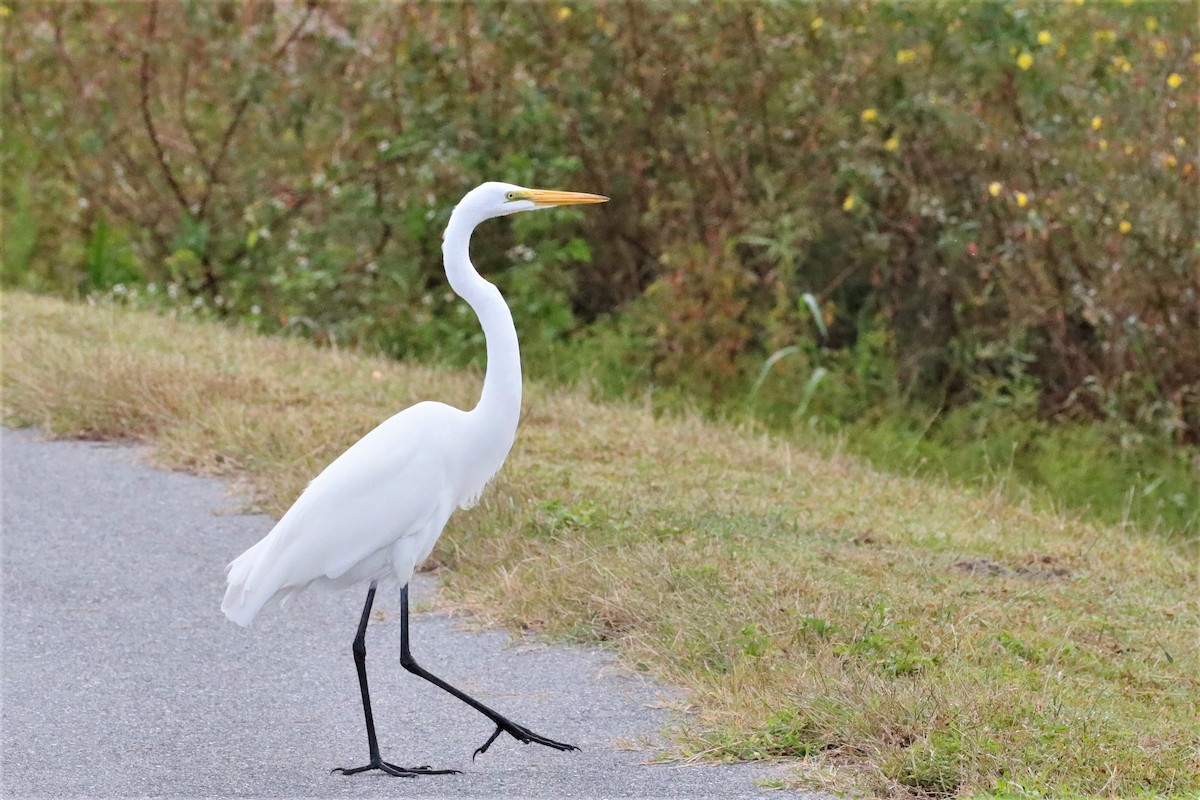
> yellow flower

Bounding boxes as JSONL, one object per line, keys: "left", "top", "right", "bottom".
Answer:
{"left": 1016, "top": 192, "right": 1029, "bottom": 208}
{"left": 0, "top": 5, "right": 10, "bottom": 17}
{"left": 811, "top": 17, "right": 824, "bottom": 31}
{"left": 1037, "top": 31, "right": 1052, "bottom": 45}
{"left": 988, "top": 182, "right": 1002, "bottom": 197}
{"left": 1118, "top": 220, "right": 1132, "bottom": 234}
{"left": 1094, "top": 30, "right": 1116, "bottom": 42}
{"left": 1145, "top": 17, "right": 1158, "bottom": 32}
{"left": 1124, "top": 145, "right": 1134, "bottom": 155}
{"left": 1164, "top": 154, "right": 1178, "bottom": 168}
{"left": 1175, "top": 137, "right": 1187, "bottom": 148}
{"left": 1017, "top": 52, "right": 1034, "bottom": 70}
{"left": 884, "top": 136, "right": 899, "bottom": 152}
{"left": 896, "top": 49, "right": 916, "bottom": 65}
{"left": 1193, "top": 53, "right": 1200, "bottom": 66}
{"left": 1153, "top": 40, "right": 1168, "bottom": 57}
{"left": 1099, "top": 139, "right": 1108, "bottom": 151}
{"left": 556, "top": 6, "right": 571, "bottom": 21}
{"left": 861, "top": 108, "right": 878, "bottom": 123}
{"left": 1167, "top": 73, "right": 1182, "bottom": 89}
{"left": 1091, "top": 115, "right": 1103, "bottom": 130}
{"left": 843, "top": 195, "right": 857, "bottom": 211}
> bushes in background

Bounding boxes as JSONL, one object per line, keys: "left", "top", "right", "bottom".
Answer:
{"left": 3, "top": 2, "right": 1197, "bottom": 449}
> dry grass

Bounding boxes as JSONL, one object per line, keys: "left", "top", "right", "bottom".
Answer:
{"left": 3, "top": 291, "right": 1197, "bottom": 798}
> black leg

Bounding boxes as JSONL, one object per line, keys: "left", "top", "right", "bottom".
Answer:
{"left": 332, "top": 580, "right": 460, "bottom": 778}
{"left": 400, "top": 583, "right": 580, "bottom": 760}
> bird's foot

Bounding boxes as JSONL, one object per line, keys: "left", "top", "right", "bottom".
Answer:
{"left": 331, "top": 760, "right": 460, "bottom": 778}
{"left": 473, "top": 719, "right": 580, "bottom": 760}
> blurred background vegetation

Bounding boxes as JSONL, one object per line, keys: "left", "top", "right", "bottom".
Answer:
{"left": 3, "top": 0, "right": 1197, "bottom": 534}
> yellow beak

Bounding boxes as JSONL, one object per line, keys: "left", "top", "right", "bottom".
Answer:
{"left": 524, "top": 189, "right": 609, "bottom": 206}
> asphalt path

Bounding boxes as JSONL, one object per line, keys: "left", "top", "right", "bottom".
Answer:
{"left": 2, "top": 428, "right": 825, "bottom": 798}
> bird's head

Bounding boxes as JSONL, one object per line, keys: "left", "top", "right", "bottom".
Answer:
{"left": 457, "top": 181, "right": 609, "bottom": 222}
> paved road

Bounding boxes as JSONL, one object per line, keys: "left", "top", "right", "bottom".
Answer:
{"left": 2, "top": 428, "right": 821, "bottom": 798}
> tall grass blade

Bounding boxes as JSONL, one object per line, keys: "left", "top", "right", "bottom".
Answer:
{"left": 750, "top": 345, "right": 800, "bottom": 399}
{"left": 794, "top": 367, "right": 828, "bottom": 419}
{"left": 801, "top": 293, "right": 828, "bottom": 339}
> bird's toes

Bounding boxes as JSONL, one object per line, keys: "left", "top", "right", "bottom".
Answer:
{"left": 510, "top": 723, "right": 579, "bottom": 752}
{"left": 330, "top": 765, "right": 369, "bottom": 776}
{"left": 472, "top": 724, "right": 505, "bottom": 760}
{"left": 382, "top": 761, "right": 461, "bottom": 776}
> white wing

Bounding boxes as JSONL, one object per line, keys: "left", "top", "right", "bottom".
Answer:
{"left": 222, "top": 401, "right": 468, "bottom": 626}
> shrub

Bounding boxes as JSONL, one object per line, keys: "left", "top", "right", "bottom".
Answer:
{"left": 3, "top": 1, "right": 1196, "bottom": 442}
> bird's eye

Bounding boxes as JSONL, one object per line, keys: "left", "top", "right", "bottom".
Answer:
{"left": 505, "top": 191, "right": 517, "bottom": 201}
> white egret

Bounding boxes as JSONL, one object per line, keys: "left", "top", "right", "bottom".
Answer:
{"left": 221, "top": 182, "right": 608, "bottom": 777}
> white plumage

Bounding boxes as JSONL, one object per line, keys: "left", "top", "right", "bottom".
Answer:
{"left": 220, "top": 182, "right": 607, "bottom": 627}
{"left": 219, "top": 181, "right": 606, "bottom": 776}
{"left": 224, "top": 403, "right": 488, "bottom": 625}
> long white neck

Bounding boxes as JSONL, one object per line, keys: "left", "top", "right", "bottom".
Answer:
{"left": 441, "top": 209, "right": 522, "bottom": 437}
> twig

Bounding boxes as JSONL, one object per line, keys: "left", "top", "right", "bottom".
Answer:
{"left": 196, "top": 1, "right": 316, "bottom": 218}
{"left": 139, "top": 0, "right": 191, "bottom": 212}
{"left": 177, "top": 51, "right": 207, "bottom": 161}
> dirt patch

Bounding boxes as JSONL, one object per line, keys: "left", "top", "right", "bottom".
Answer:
{"left": 952, "top": 557, "right": 1070, "bottom": 580}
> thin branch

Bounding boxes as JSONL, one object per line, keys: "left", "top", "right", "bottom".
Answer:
{"left": 196, "top": 1, "right": 316, "bottom": 217}
{"left": 387, "top": 19, "right": 406, "bottom": 136}
{"left": 817, "top": 263, "right": 864, "bottom": 305}
{"left": 177, "top": 48, "right": 207, "bottom": 161}
{"left": 139, "top": 0, "right": 191, "bottom": 212}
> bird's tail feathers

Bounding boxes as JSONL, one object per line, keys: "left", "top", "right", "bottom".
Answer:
{"left": 221, "top": 538, "right": 270, "bottom": 627}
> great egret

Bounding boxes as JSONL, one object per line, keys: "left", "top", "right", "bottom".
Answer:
{"left": 221, "top": 182, "right": 608, "bottom": 777}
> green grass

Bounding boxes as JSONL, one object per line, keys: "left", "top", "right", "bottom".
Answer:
{"left": 536, "top": 324, "right": 1199, "bottom": 540}
{"left": 837, "top": 405, "right": 1200, "bottom": 540}
{"left": 3, "top": 291, "right": 1197, "bottom": 798}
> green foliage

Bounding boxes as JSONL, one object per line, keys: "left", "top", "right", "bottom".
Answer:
{"left": 3, "top": 1, "right": 1196, "bottom": 533}
{"left": 884, "top": 730, "right": 964, "bottom": 796}
{"left": 84, "top": 217, "right": 143, "bottom": 291}
{"left": 798, "top": 615, "right": 842, "bottom": 640}
{"left": 836, "top": 606, "right": 938, "bottom": 677}
{"left": 532, "top": 498, "right": 606, "bottom": 537}
{"left": 733, "top": 707, "right": 829, "bottom": 760}
{"left": 842, "top": 399, "right": 1200, "bottom": 535}
{"left": 1, "top": 181, "right": 38, "bottom": 285}
{"left": 997, "top": 632, "right": 1043, "bottom": 664}
{"left": 735, "top": 623, "right": 771, "bottom": 658}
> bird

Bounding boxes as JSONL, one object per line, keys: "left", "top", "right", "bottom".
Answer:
{"left": 221, "top": 182, "right": 609, "bottom": 777}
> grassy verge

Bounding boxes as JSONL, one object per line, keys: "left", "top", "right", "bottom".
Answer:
{"left": 544, "top": 328, "right": 1200, "bottom": 539}
{"left": 3, "top": 291, "right": 1197, "bottom": 798}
